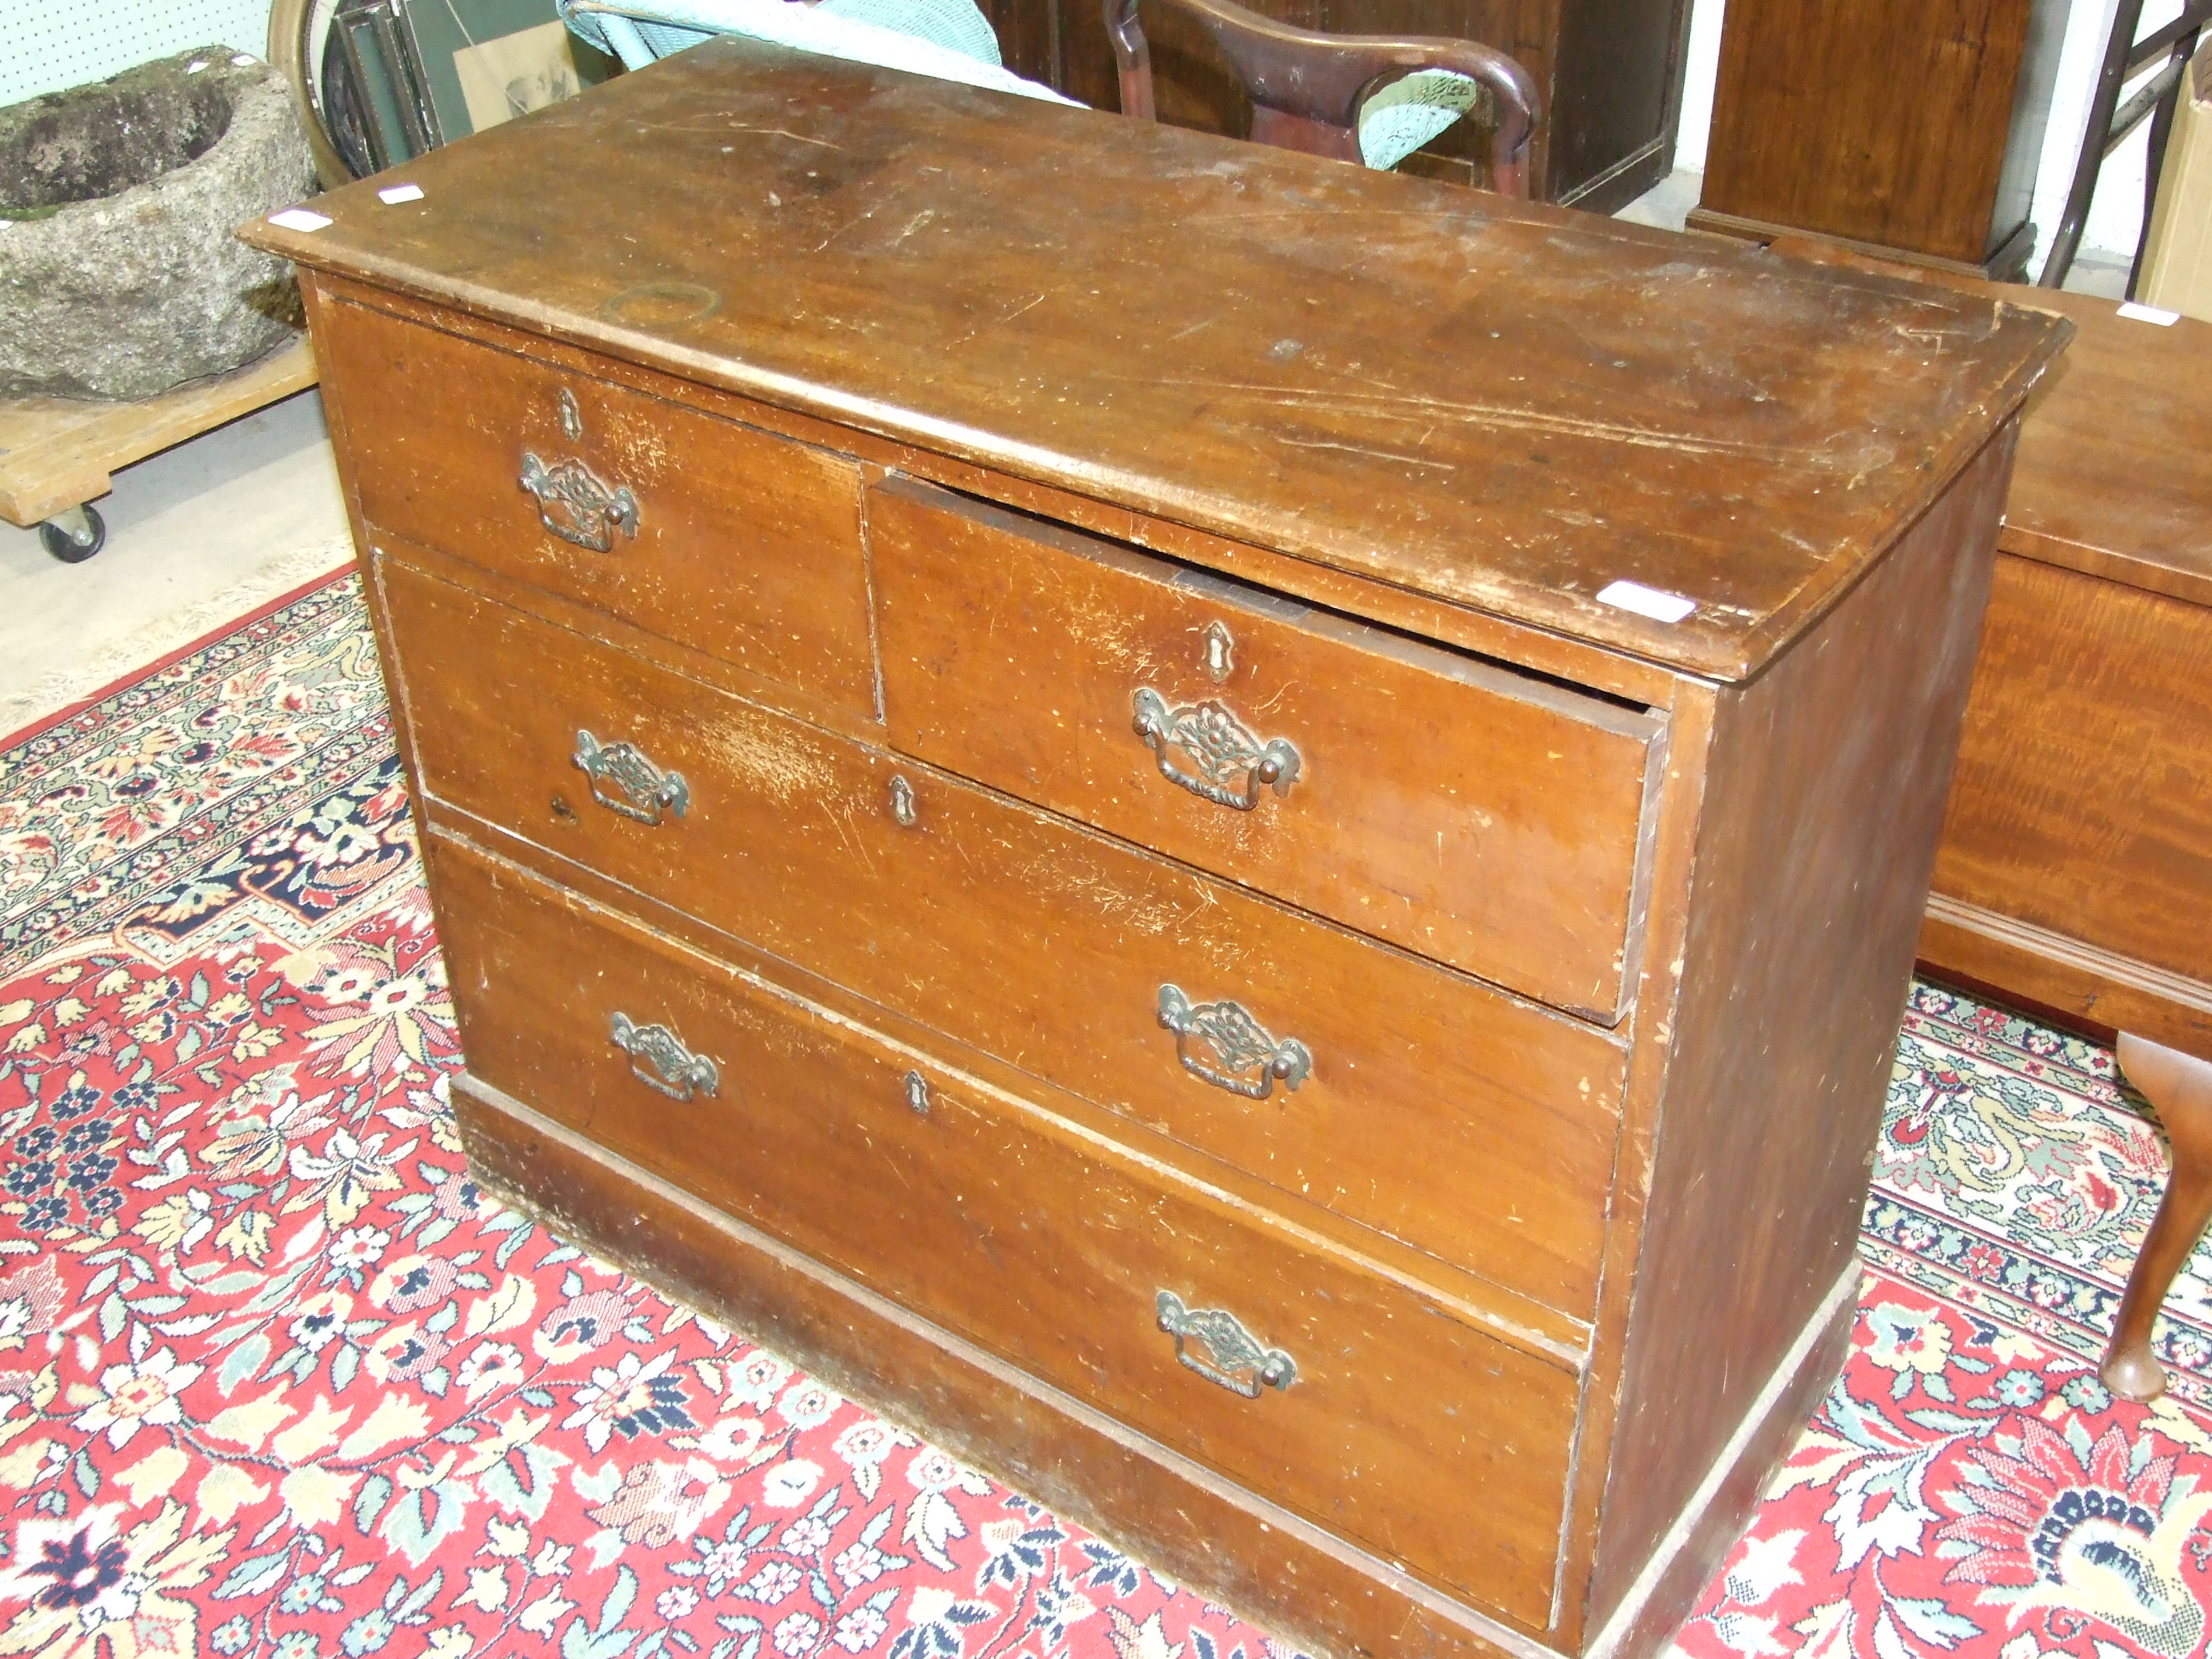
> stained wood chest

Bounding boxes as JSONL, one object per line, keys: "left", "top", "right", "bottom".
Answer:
{"left": 245, "top": 40, "right": 2068, "bottom": 1659}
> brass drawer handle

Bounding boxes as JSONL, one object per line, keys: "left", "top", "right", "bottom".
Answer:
{"left": 1157, "top": 984, "right": 1311, "bottom": 1101}
{"left": 1131, "top": 687, "right": 1300, "bottom": 812}
{"left": 1156, "top": 1291, "right": 1296, "bottom": 1397}
{"left": 520, "top": 450, "right": 640, "bottom": 551}
{"left": 574, "top": 729, "right": 690, "bottom": 826}
{"left": 609, "top": 1012, "right": 718, "bottom": 1101}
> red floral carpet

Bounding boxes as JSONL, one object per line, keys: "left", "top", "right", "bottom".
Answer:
{"left": 3, "top": 573, "right": 2210, "bottom": 1659}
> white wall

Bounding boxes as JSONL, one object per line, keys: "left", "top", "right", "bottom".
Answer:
{"left": 1671, "top": 0, "right": 1727, "bottom": 172}
{"left": 1671, "top": 0, "right": 2178, "bottom": 269}
{"left": 1, "top": 0, "right": 274, "bottom": 107}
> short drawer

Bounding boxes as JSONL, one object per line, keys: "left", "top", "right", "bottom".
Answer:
{"left": 379, "top": 550, "right": 1623, "bottom": 1322}
{"left": 868, "top": 479, "right": 1667, "bottom": 1021}
{"left": 431, "top": 834, "right": 1578, "bottom": 1631}
{"left": 318, "top": 298, "right": 877, "bottom": 718}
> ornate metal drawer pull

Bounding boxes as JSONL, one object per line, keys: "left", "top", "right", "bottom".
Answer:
{"left": 610, "top": 1012, "right": 718, "bottom": 1101}
{"left": 1156, "top": 984, "right": 1311, "bottom": 1101}
{"left": 1156, "top": 1291, "right": 1296, "bottom": 1397}
{"left": 573, "top": 729, "right": 689, "bottom": 825}
{"left": 520, "top": 450, "right": 640, "bottom": 551}
{"left": 1131, "top": 688, "right": 1300, "bottom": 812}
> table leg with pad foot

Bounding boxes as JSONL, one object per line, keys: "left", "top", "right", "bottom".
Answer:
{"left": 2102, "top": 1034, "right": 2212, "bottom": 1400}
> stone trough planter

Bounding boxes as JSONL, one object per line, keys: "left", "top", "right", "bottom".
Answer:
{"left": 0, "top": 48, "right": 316, "bottom": 401}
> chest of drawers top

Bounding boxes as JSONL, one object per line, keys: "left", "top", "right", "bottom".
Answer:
{"left": 245, "top": 37, "right": 2063, "bottom": 684}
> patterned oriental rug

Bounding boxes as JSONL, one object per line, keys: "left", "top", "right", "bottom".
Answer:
{"left": 5, "top": 573, "right": 2212, "bottom": 1659}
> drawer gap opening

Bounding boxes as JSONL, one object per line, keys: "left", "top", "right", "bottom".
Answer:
{"left": 914, "top": 478, "right": 1659, "bottom": 722}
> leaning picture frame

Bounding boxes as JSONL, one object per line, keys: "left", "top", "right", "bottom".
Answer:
{"left": 395, "top": 0, "right": 616, "bottom": 141}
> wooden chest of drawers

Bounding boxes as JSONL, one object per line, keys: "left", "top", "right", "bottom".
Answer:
{"left": 245, "top": 40, "right": 2067, "bottom": 1659}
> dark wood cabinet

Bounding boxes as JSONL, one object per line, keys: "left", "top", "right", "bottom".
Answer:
{"left": 1689, "top": 0, "right": 2071, "bottom": 276}
{"left": 980, "top": 0, "right": 1695, "bottom": 205}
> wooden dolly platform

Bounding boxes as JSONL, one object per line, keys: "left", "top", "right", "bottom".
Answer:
{"left": 0, "top": 336, "right": 318, "bottom": 562}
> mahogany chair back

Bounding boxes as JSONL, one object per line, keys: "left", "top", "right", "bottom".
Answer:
{"left": 1104, "top": 0, "right": 1539, "bottom": 196}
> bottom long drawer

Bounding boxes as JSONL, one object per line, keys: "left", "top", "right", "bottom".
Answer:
{"left": 427, "top": 832, "right": 1580, "bottom": 1630}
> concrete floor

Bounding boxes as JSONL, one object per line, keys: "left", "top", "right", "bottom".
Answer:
{"left": 0, "top": 166, "right": 2143, "bottom": 742}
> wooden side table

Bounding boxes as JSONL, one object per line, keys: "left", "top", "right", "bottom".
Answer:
{"left": 1772, "top": 238, "right": 2212, "bottom": 1397}
{"left": 1912, "top": 285, "right": 2212, "bottom": 1398}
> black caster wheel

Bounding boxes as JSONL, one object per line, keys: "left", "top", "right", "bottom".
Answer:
{"left": 39, "top": 505, "right": 106, "bottom": 563}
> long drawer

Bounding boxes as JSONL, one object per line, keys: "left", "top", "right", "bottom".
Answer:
{"left": 379, "top": 548, "right": 1624, "bottom": 1320}
{"left": 318, "top": 298, "right": 878, "bottom": 718}
{"left": 429, "top": 833, "right": 1580, "bottom": 1629}
{"left": 868, "top": 479, "right": 1668, "bottom": 1021}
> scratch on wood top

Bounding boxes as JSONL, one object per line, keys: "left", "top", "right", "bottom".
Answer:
{"left": 1115, "top": 377, "right": 1896, "bottom": 473}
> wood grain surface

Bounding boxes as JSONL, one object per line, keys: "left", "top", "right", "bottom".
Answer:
{"left": 1585, "top": 430, "right": 2014, "bottom": 1627}
{"left": 1761, "top": 242, "right": 2212, "bottom": 607}
{"left": 316, "top": 297, "right": 879, "bottom": 718}
{"left": 1998, "top": 294, "right": 2212, "bottom": 608}
{"left": 870, "top": 479, "right": 1663, "bottom": 1020}
{"left": 1696, "top": 0, "right": 2064, "bottom": 266}
{"left": 242, "top": 37, "right": 2065, "bottom": 682}
{"left": 429, "top": 833, "right": 1582, "bottom": 1631}
{"left": 1933, "top": 555, "right": 2212, "bottom": 989}
{"left": 1760, "top": 242, "right": 2212, "bottom": 1063}
{"left": 377, "top": 548, "right": 1627, "bottom": 1323}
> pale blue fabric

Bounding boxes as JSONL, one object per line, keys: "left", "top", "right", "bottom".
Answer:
{"left": 557, "top": 0, "right": 1080, "bottom": 104}
{"left": 1355, "top": 68, "right": 1481, "bottom": 170}
{"left": 821, "top": 0, "right": 1002, "bottom": 64}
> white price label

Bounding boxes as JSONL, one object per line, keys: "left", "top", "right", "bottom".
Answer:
{"left": 1596, "top": 579, "right": 1698, "bottom": 624}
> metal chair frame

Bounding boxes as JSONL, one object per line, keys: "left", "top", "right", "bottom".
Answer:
{"left": 2040, "top": 0, "right": 2211, "bottom": 292}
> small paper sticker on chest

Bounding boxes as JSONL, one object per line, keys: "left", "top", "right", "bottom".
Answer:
{"left": 378, "top": 183, "right": 426, "bottom": 205}
{"left": 1596, "top": 579, "right": 1698, "bottom": 623}
{"left": 267, "top": 208, "right": 333, "bottom": 232}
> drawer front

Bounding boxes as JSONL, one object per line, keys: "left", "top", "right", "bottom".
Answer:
{"left": 868, "top": 480, "right": 1666, "bottom": 1020}
{"left": 379, "top": 551, "right": 1623, "bottom": 1321}
{"left": 430, "top": 833, "right": 1578, "bottom": 1629}
{"left": 318, "top": 298, "right": 877, "bottom": 718}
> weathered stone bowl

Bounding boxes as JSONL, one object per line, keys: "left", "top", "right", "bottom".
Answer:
{"left": 0, "top": 49, "right": 316, "bottom": 400}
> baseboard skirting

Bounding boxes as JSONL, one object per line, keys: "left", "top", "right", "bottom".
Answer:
{"left": 1585, "top": 1261, "right": 1860, "bottom": 1659}
{"left": 1919, "top": 892, "right": 2212, "bottom": 1057}
{"left": 1556, "top": 137, "right": 1672, "bottom": 215}
{"left": 1682, "top": 208, "right": 2035, "bottom": 282}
